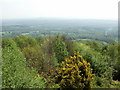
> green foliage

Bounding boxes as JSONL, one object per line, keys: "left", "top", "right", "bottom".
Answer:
{"left": 22, "top": 46, "right": 43, "bottom": 71}
{"left": 113, "top": 44, "right": 120, "bottom": 81}
{"left": 55, "top": 53, "right": 94, "bottom": 88}
{"left": 52, "top": 36, "right": 68, "bottom": 63}
{"left": 35, "top": 36, "right": 44, "bottom": 46}
{"left": 2, "top": 39, "right": 45, "bottom": 88}
{"left": 2, "top": 36, "right": 120, "bottom": 88}
{"left": 107, "top": 44, "right": 118, "bottom": 61}
{"left": 73, "top": 42, "right": 110, "bottom": 77}
{"left": 14, "top": 36, "right": 58, "bottom": 73}
{"left": 13, "top": 36, "right": 38, "bottom": 49}
{"left": 92, "top": 76, "right": 111, "bottom": 88}
{"left": 40, "top": 37, "right": 59, "bottom": 72}
{"left": 2, "top": 38, "right": 16, "bottom": 49}
{"left": 61, "top": 35, "right": 76, "bottom": 56}
{"left": 92, "top": 76, "right": 120, "bottom": 88}
{"left": 85, "top": 41, "right": 103, "bottom": 52}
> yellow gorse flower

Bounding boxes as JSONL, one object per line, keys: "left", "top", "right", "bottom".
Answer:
{"left": 56, "top": 53, "right": 95, "bottom": 88}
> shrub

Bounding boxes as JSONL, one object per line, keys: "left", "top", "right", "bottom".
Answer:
{"left": 13, "top": 36, "right": 38, "bottom": 49}
{"left": 2, "top": 39, "right": 45, "bottom": 88}
{"left": 39, "top": 37, "right": 59, "bottom": 72}
{"left": 52, "top": 36, "right": 68, "bottom": 63}
{"left": 22, "top": 46, "right": 43, "bottom": 71}
{"left": 113, "top": 44, "right": 120, "bottom": 81}
{"left": 74, "top": 42, "right": 111, "bottom": 77}
{"left": 92, "top": 76, "right": 110, "bottom": 88}
{"left": 55, "top": 53, "right": 94, "bottom": 88}
{"left": 60, "top": 35, "right": 75, "bottom": 56}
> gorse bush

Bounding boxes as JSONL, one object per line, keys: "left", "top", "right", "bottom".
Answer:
{"left": 55, "top": 52, "right": 94, "bottom": 88}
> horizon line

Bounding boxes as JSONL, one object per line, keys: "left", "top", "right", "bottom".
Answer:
{"left": 1, "top": 17, "right": 118, "bottom": 21}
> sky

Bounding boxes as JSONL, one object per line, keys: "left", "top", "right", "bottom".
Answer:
{"left": 0, "top": 0, "right": 119, "bottom": 20}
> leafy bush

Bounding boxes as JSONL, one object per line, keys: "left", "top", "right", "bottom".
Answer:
{"left": 22, "top": 46, "right": 43, "bottom": 71}
{"left": 13, "top": 36, "right": 38, "bottom": 49}
{"left": 113, "top": 44, "right": 120, "bottom": 81}
{"left": 55, "top": 53, "right": 94, "bottom": 88}
{"left": 60, "top": 35, "right": 75, "bottom": 56}
{"left": 2, "top": 39, "right": 45, "bottom": 88}
{"left": 52, "top": 36, "right": 68, "bottom": 63}
{"left": 35, "top": 36, "right": 44, "bottom": 46}
{"left": 39, "top": 37, "right": 59, "bottom": 72}
{"left": 92, "top": 76, "right": 111, "bottom": 88}
{"left": 74, "top": 42, "right": 111, "bottom": 77}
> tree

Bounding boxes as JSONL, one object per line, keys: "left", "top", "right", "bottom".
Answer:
{"left": 52, "top": 37, "right": 68, "bottom": 63}
{"left": 13, "top": 36, "right": 38, "bottom": 49}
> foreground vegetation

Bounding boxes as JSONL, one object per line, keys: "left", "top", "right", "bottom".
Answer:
{"left": 1, "top": 35, "right": 120, "bottom": 88}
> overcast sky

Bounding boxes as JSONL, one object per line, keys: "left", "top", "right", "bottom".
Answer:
{"left": 0, "top": 0, "right": 119, "bottom": 20}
